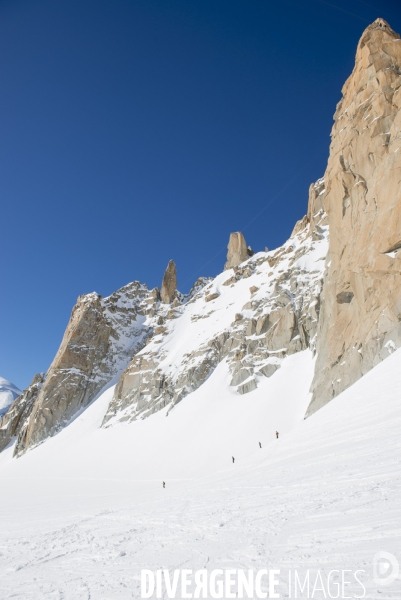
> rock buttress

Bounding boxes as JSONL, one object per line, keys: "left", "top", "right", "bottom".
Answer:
{"left": 308, "top": 19, "right": 401, "bottom": 415}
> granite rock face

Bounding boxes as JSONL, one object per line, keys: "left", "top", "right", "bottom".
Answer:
{"left": 224, "top": 232, "right": 253, "bottom": 270}
{"left": 160, "top": 260, "right": 177, "bottom": 304}
{"left": 308, "top": 18, "right": 401, "bottom": 415}
{"left": 14, "top": 282, "right": 160, "bottom": 455}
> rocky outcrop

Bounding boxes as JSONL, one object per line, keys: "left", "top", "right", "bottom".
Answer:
{"left": 13, "top": 282, "right": 160, "bottom": 455}
{"left": 160, "top": 260, "right": 177, "bottom": 304}
{"left": 224, "top": 232, "right": 253, "bottom": 270}
{"left": 0, "top": 373, "right": 44, "bottom": 453}
{"left": 307, "top": 18, "right": 401, "bottom": 415}
{"left": 103, "top": 212, "right": 328, "bottom": 426}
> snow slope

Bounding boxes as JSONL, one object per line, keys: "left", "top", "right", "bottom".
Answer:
{"left": 0, "top": 349, "right": 400, "bottom": 598}
{"left": 0, "top": 376, "right": 21, "bottom": 416}
{"left": 104, "top": 215, "right": 328, "bottom": 424}
{"left": 0, "top": 350, "right": 314, "bottom": 498}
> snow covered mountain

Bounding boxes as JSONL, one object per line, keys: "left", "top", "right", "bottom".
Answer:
{"left": 1, "top": 16, "right": 401, "bottom": 599}
{"left": 3, "top": 201, "right": 327, "bottom": 456}
{"left": 0, "top": 377, "right": 21, "bottom": 417}
{"left": 104, "top": 209, "right": 327, "bottom": 426}
{"left": 2, "top": 19, "right": 401, "bottom": 458}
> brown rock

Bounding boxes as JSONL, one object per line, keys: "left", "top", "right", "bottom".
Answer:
{"left": 205, "top": 292, "right": 219, "bottom": 302}
{"left": 223, "top": 276, "right": 237, "bottom": 286}
{"left": 308, "top": 19, "right": 401, "bottom": 415}
{"left": 154, "top": 326, "right": 167, "bottom": 335}
{"left": 224, "top": 232, "right": 253, "bottom": 270}
{"left": 160, "top": 260, "right": 177, "bottom": 304}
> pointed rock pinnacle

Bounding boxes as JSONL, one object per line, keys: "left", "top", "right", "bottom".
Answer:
{"left": 224, "top": 232, "right": 254, "bottom": 270}
{"left": 160, "top": 260, "right": 177, "bottom": 304}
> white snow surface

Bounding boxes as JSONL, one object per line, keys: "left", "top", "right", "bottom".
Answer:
{"left": 0, "top": 376, "right": 21, "bottom": 416}
{"left": 1, "top": 348, "right": 401, "bottom": 598}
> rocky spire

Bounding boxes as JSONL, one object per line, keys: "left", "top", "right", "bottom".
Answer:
{"left": 358, "top": 17, "right": 398, "bottom": 46}
{"left": 224, "top": 232, "right": 253, "bottom": 270}
{"left": 307, "top": 18, "right": 401, "bottom": 415}
{"left": 160, "top": 260, "right": 177, "bottom": 304}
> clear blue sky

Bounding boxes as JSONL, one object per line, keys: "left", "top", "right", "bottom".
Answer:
{"left": 1, "top": 0, "right": 400, "bottom": 389}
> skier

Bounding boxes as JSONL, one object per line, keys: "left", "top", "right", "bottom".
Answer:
{"left": 232, "top": 456, "right": 235, "bottom": 463}
{"left": 259, "top": 442, "right": 262, "bottom": 448}
{"left": 163, "top": 481, "right": 165, "bottom": 488}
{"left": 276, "top": 431, "right": 279, "bottom": 439}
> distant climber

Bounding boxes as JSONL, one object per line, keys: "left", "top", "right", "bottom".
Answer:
{"left": 163, "top": 481, "right": 165, "bottom": 488}
{"left": 276, "top": 431, "right": 279, "bottom": 439}
{"left": 232, "top": 456, "right": 235, "bottom": 463}
{"left": 259, "top": 442, "right": 262, "bottom": 448}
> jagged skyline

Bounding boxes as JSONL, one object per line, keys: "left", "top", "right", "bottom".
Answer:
{"left": 1, "top": 15, "right": 401, "bottom": 597}
{"left": 1, "top": 1, "right": 401, "bottom": 389}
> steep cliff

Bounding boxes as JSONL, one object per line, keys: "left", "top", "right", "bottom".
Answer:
{"left": 13, "top": 282, "right": 161, "bottom": 455}
{"left": 308, "top": 18, "right": 401, "bottom": 415}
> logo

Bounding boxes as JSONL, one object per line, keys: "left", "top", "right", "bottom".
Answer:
{"left": 373, "top": 551, "right": 399, "bottom": 586}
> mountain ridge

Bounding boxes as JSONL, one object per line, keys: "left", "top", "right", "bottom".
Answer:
{"left": 1, "top": 18, "right": 401, "bottom": 456}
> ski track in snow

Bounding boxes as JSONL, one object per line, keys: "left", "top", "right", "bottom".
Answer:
{"left": 1, "top": 351, "right": 401, "bottom": 598}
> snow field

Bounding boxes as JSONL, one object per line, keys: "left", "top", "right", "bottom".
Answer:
{"left": 0, "top": 349, "right": 400, "bottom": 598}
